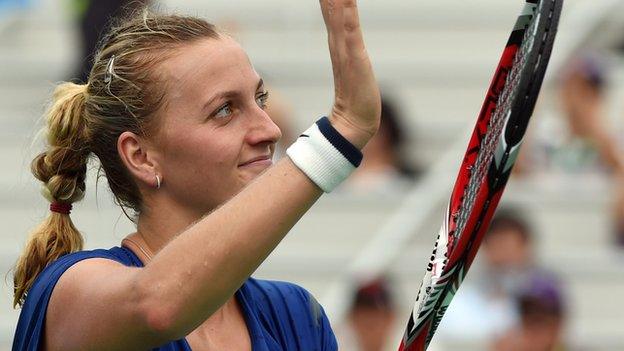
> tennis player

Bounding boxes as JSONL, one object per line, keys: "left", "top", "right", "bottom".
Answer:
{"left": 12, "top": 0, "right": 381, "bottom": 349}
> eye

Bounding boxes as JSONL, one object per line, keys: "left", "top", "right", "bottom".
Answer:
{"left": 214, "top": 103, "right": 233, "bottom": 119}
{"left": 255, "top": 91, "right": 270, "bottom": 109}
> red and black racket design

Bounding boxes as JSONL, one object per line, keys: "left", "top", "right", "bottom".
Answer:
{"left": 398, "top": 0, "right": 563, "bottom": 350}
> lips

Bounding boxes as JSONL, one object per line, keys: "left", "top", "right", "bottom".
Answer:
{"left": 239, "top": 155, "right": 271, "bottom": 167}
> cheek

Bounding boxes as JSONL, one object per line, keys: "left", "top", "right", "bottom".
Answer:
{"left": 166, "top": 124, "right": 227, "bottom": 160}
{"left": 163, "top": 128, "right": 241, "bottom": 185}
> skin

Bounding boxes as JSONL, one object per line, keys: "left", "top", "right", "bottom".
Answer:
{"left": 514, "top": 67, "right": 624, "bottom": 177}
{"left": 265, "top": 88, "right": 297, "bottom": 150}
{"left": 349, "top": 307, "right": 396, "bottom": 351}
{"left": 483, "top": 228, "right": 531, "bottom": 270}
{"left": 44, "top": 0, "right": 381, "bottom": 350}
{"left": 492, "top": 315, "right": 563, "bottom": 351}
{"left": 124, "top": 37, "right": 282, "bottom": 351}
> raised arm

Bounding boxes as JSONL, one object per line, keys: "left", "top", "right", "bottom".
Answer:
{"left": 321, "top": 0, "right": 381, "bottom": 148}
{"left": 45, "top": 1, "right": 380, "bottom": 350}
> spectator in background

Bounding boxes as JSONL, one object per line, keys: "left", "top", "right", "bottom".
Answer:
{"left": 336, "top": 277, "right": 397, "bottom": 351}
{"left": 492, "top": 274, "right": 569, "bottom": 351}
{"left": 515, "top": 52, "right": 623, "bottom": 175}
{"left": 558, "top": 53, "right": 624, "bottom": 174}
{"left": 71, "top": 0, "right": 151, "bottom": 83}
{"left": 438, "top": 208, "right": 558, "bottom": 343}
{"left": 558, "top": 55, "right": 624, "bottom": 251}
{"left": 343, "top": 95, "right": 421, "bottom": 195}
{"left": 515, "top": 52, "right": 624, "bottom": 248}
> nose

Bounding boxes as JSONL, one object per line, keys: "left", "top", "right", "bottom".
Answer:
{"left": 245, "top": 106, "right": 283, "bottom": 147}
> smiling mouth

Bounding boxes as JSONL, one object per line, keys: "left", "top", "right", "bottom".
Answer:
{"left": 239, "top": 156, "right": 272, "bottom": 167}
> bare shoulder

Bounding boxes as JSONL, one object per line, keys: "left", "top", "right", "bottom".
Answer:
{"left": 49, "top": 257, "right": 135, "bottom": 307}
{"left": 45, "top": 258, "right": 145, "bottom": 351}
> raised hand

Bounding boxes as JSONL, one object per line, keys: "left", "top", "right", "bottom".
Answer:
{"left": 320, "top": 0, "right": 381, "bottom": 149}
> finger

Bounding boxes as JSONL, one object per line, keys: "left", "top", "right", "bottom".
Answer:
{"left": 342, "top": 0, "right": 366, "bottom": 52}
{"left": 320, "top": 0, "right": 349, "bottom": 38}
{"left": 319, "top": 0, "right": 339, "bottom": 29}
{"left": 320, "top": 0, "right": 366, "bottom": 55}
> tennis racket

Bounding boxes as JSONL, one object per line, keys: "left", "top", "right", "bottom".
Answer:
{"left": 398, "top": 0, "right": 563, "bottom": 350}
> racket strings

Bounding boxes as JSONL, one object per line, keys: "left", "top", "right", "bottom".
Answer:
{"left": 450, "top": 10, "right": 538, "bottom": 254}
{"left": 420, "top": 14, "right": 539, "bottom": 323}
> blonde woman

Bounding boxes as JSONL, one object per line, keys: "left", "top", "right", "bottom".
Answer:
{"left": 12, "top": 0, "right": 380, "bottom": 350}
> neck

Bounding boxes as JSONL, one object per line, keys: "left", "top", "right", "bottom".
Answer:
{"left": 126, "top": 194, "right": 213, "bottom": 260}
{"left": 119, "top": 194, "right": 248, "bottom": 342}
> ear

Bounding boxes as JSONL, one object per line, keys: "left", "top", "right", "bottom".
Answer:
{"left": 117, "top": 131, "right": 160, "bottom": 189}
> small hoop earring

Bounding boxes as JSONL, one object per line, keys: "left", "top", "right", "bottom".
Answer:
{"left": 155, "top": 175, "right": 161, "bottom": 189}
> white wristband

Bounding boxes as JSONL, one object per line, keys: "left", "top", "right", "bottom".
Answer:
{"left": 287, "top": 117, "right": 363, "bottom": 193}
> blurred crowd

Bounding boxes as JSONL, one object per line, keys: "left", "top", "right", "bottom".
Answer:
{"left": 327, "top": 53, "right": 622, "bottom": 351}
{"left": 331, "top": 49, "right": 622, "bottom": 350}
{"left": 516, "top": 52, "right": 624, "bottom": 249}
{"left": 439, "top": 209, "right": 570, "bottom": 351}
{"left": 335, "top": 209, "right": 572, "bottom": 351}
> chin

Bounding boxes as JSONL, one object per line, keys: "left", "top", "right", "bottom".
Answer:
{"left": 238, "top": 175, "right": 257, "bottom": 188}
{"left": 246, "top": 173, "right": 263, "bottom": 183}
{"left": 241, "top": 167, "right": 268, "bottom": 181}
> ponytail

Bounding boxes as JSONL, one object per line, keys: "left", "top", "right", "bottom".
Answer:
{"left": 13, "top": 83, "right": 90, "bottom": 307}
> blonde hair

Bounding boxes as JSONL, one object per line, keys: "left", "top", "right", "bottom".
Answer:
{"left": 13, "top": 10, "right": 221, "bottom": 307}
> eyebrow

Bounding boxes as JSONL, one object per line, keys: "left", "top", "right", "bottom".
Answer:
{"left": 202, "top": 78, "right": 265, "bottom": 113}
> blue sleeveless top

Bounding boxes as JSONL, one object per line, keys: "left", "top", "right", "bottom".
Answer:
{"left": 13, "top": 246, "right": 338, "bottom": 350}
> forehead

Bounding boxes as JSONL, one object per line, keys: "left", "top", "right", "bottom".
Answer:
{"left": 159, "top": 37, "right": 256, "bottom": 101}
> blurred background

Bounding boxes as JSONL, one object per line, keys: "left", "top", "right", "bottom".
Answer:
{"left": 1, "top": 0, "right": 624, "bottom": 350}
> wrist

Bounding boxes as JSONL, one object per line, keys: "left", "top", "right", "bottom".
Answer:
{"left": 327, "top": 115, "right": 375, "bottom": 150}
{"left": 286, "top": 117, "right": 363, "bottom": 193}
